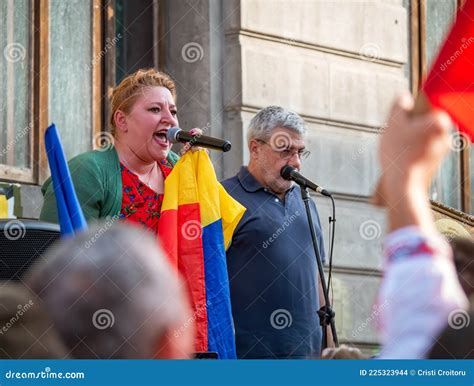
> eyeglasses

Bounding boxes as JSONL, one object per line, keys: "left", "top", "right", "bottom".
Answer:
{"left": 255, "top": 139, "right": 311, "bottom": 160}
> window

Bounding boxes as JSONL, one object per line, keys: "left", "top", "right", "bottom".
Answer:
{"left": 0, "top": 0, "right": 163, "bottom": 185}
{"left": 102, "top": 0, "right": 161, "bottom": 131}
{"left": 49, "top": 0, "right": 94, "bottom": 158}
{"left": 0, "top": 0, "right": 34, "bottom": 182}
{"left": 0, "top": 0, "right": 103, "bottom": 184}
{"left": 411, "top": 0, "right": 473, "bottom": 214}
{"left": 114, "top": 0, "right": 160, "bottom": 83}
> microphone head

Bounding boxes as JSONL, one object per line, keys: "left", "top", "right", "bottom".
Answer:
{"left": 166, "top": 127, "right": 181, "bottom": 143}
{"left": 280, "top": 165, "right": 295, "bottom": 180}
{"left": 222, "top": 141, "right": 232, "bottom": 152}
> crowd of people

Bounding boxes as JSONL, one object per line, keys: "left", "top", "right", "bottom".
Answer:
{"left": 0, "top": 69, "right": 472, "bottom": 359}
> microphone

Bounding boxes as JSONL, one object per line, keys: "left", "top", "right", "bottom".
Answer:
{"left": 280, "top": 165, "right": 332, "bottom": 196}
{"left": 167, "top": 127, "right": 232, "bottom": 152}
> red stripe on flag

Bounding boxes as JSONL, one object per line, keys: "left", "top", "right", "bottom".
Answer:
{"left": 158, "top": 203, "right": 208, "bottom": 352}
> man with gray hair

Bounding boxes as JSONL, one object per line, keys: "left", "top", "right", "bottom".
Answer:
{"left": 222, "top": 106, "right": 332, "bottom": 359}
{"left": 25, "top": 223, "right": 193, "bottom": 359}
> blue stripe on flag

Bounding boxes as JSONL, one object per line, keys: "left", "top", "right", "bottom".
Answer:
{"left": 202, "top": 219, "right": 236, "bottom": 359}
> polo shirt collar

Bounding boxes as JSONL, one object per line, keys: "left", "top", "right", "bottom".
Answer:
{"left": 237, "top": 166, "right": 296, "bottom": 195}
{"left": 237, "top": 166, "right": 264, "bottom": 192}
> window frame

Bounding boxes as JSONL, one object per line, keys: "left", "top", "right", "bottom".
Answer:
{"left": 411, "top": 0, "right": 472, "bottom": 216}
{"left": 0, "top": 0, "right": 103, "bottom": 185}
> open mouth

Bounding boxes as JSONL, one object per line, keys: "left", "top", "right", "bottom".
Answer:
{"left": 153, "top": 130, "right": 169, "bottom": 147}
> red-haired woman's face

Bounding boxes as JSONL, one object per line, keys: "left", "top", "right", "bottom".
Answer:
{"left": 119, "top": 86, "right": 178, "bottom": 162}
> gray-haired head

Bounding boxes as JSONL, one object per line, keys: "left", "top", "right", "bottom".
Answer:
{"left": 25, "top": 223, "right": 191, "bottom": 359}
{"left": 0, "top": 283, "right": 70, "bottom": 359}
{"left": 246, "top": 105, "right": 307, "bottom": 145}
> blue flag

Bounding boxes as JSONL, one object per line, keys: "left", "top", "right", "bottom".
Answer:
{"left": 44, "top": 124, "right": 87, "bottom": 236}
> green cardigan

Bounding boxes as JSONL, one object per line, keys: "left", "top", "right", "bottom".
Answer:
{"left": 40, "top": 146, "right": 180, "bottom": 224}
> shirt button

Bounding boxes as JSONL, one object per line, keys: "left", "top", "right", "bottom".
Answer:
{"left": 274, "top": 198, "right": 279, "bottom": 202}
{"left": 264, "top": 188, "right": 268, "bottom": 192}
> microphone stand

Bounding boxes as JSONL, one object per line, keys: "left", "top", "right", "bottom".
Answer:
{"left": 299, "top": 186, "right": 338, "bottom": 350}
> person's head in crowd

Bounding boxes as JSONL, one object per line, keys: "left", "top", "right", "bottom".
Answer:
{"left": 428, "top": 308, "right": 474, "bottom": 359}
{"left": 434, "top": 219, "right": 473, "bottom": 300}
{"left": 25, "top": 223, "right": 193, "bottom": 359}
{"left": 0, "top": 283, "right": 70, "bottom": 359}
{"left": 449, "top": 237, "right": 474, "bottom": 301}
{"left": 110, "top": 68, "right": 178, "bottom": 163}
{"left": 321, "top": 344, "right": 368, "bottom": 360}
{"left": 246, "top": 106, "right": 310, "bottom": 197}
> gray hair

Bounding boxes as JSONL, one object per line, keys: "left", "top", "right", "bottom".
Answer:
{"left": 25, "top": 223, "right": 189, "bottom": 359}
{"left": 0, "top": 283, "right": 70, "bottom": 359}
{"left": 246, "top": 105, "right": 307, "bottom": 144}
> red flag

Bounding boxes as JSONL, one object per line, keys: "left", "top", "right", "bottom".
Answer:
{"left": 422, "top": 0, "right": 474, "bottom": 141}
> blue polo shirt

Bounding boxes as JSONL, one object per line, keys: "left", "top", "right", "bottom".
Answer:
{"left": 222, "top": 166, "right": 325, "bottom": 359}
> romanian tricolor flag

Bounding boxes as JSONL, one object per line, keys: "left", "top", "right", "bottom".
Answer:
{"left": 157, "top": 150, "right": 245, "bottom": 359}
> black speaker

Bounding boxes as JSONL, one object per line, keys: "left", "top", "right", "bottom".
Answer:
{"left": 0, "top": 220, "right": 60, "bottom": 281}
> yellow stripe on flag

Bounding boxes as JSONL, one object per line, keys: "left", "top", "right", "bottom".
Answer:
{"left": 161, "top": 150, "right": 245, "bottom": 249}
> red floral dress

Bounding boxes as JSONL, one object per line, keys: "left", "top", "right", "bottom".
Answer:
{"left": 119, "top": 160, "right": 173, "bottom": 234}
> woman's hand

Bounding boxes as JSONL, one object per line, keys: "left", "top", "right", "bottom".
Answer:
{"left": 180, "top": 128, "right": 208, "bottom": 155}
